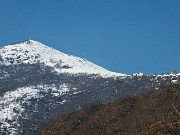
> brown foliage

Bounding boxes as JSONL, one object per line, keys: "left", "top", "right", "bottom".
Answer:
{"left": 39, "top": 84, "right": 180, "bottom": 135}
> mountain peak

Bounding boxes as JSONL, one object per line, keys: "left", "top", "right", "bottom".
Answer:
{"left": 9, "top": 39, "right": 38, "bottom": 46}
{"left": 26, "top": 39, "right": 44, "bottom": 45}
{"left": 0, "top": 40, "right": 126, "bottom": 77}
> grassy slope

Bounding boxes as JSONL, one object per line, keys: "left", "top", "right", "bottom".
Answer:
{"left": 39, "top": 84, "right": 180, "bottom": 135}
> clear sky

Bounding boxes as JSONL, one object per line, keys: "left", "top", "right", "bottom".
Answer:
{"left": 0, "top": 0, "right": 180, "bottom": 74}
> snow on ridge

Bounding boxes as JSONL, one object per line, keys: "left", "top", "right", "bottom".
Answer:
{"left": 0, "top": 84, "right": 71, "bottom": 135}
{"left": 133, "top": 72, "right": 145, "bottom": 77}
{"left": 156, "top": 72, "right": 180, "bottom": 78}
{"left": 0, "top": 40, "right": 126, "bottom": 77}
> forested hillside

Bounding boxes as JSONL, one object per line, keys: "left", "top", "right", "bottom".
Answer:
{"left": 39, "top": 84, "right": 180, "bottom": 135}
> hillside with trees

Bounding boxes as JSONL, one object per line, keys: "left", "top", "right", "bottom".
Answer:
{"left": 39, "top": 84, "right": 180, "bottom": 135}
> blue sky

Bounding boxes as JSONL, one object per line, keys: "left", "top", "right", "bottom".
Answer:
{"left": 0, "top": 0, "right": 180, "bottom": 74}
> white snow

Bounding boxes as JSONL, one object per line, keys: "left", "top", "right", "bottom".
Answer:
{"left": 133, "top": 72, "right": 144, "bottom": 77}
{"left": 171, "top": 79, "right": 178, "bottom": 84}
{"left": 156, "top": 73, "right": 180, "bottom": 78}
{"left": 0, "top": 40, "right": 126, "bottom": 77}
{"left": 0, "top": 84, "right": 72, "bottom": 135}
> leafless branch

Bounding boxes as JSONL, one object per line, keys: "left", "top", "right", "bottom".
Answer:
{"left": 172, "top": 103, "right": 180, "bottom": 116}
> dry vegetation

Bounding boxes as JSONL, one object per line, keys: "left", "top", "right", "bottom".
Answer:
{"left": 39, "top": 84, "right": 180, "bottom": 135}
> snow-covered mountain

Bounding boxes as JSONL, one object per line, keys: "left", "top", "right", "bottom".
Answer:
{"left": 0, "top": 40, "right": 179, "bottom": 135}
{"left": 0, "top": 40, "right": 125, "bottom": 77}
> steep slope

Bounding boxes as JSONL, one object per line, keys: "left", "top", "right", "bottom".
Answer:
{"left": 0, "top": 40, "right": 125, "bottom": 77}
{"left": 39, "top": 84, "right": 180, "bottom": 135}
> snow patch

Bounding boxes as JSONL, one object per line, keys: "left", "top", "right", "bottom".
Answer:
{"left": 133, "top": 72, "right": 144, "bottom": 77}
{"left": 0, "top": 84, "right": 72, "bottom": 135}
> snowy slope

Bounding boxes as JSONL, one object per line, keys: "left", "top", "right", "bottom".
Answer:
{"left": 0, "top": 40, "right": 126, "bottom": 77}
{"left": 0, "top": 84, "right": 71, "bottom": 135}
